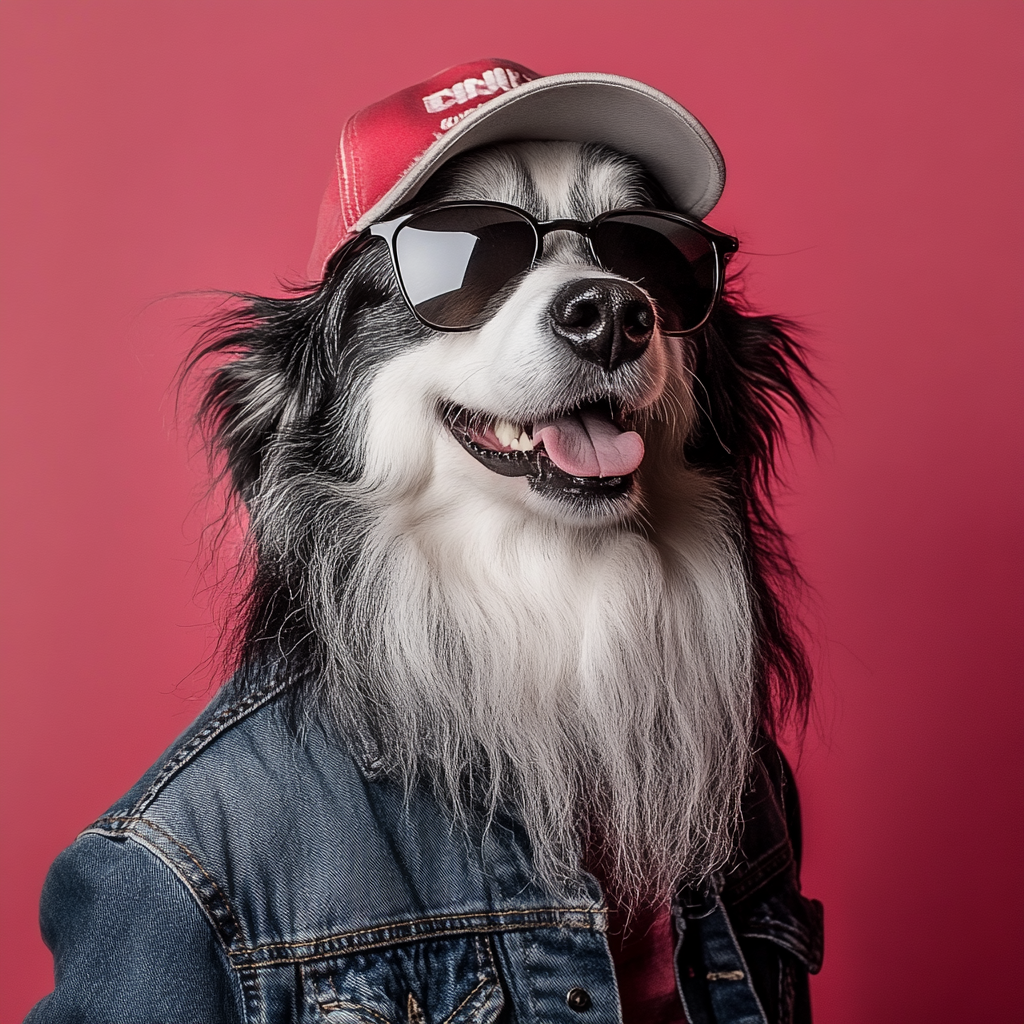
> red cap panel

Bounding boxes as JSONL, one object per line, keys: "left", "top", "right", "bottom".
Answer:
{"left": 309, "top": 59, "right": 540, "bottom": 279}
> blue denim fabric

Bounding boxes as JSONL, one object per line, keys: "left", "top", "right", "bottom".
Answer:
{"left": 26, "top": 676, "right": 821, "bottom": 1024}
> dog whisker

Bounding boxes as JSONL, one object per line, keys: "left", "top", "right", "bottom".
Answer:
{"left": 680, "top": 364, "right": 733, "bottom": 456}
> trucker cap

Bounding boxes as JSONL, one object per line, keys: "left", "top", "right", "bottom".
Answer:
{"left": 308, "top": 58, "right": 726, "bottom": 280}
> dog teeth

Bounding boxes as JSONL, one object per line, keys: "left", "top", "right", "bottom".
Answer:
{"left": 494, "top": 419, "right": 518, "bottom": 447}
{"left": 493, "top": 419, "right": 534, "bottom": 451}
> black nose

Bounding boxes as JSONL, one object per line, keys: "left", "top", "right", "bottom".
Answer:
{"left": 549, "top": 279, "right": 654, "bottom": 371}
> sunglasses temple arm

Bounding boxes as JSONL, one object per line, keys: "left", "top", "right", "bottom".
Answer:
{"left": 369, "top": 219, "right": 403, "bottom": 245}
{"left": 368, "top": 219, "right": 408, "bottom": 291}
{"left": 717, "top": 234, "right": 740, "bottom": 257}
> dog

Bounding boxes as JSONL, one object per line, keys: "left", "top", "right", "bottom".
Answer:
{"left": 29, "top": 63, "right": 823, "bottom": 1024}
{"left": 191, "top": 138, "right": 814, "bottom": 907}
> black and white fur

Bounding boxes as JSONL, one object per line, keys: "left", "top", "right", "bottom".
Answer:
{"left": 191, "top": 141, "right": 814, "bottom": 904}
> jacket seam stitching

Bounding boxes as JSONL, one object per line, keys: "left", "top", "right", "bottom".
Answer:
{"left": 317, "top": 941, "right": 498, "bottom": 1023}
{"left": 441, "top": 934, "right": 498, "bottom": 1024}
{"left": 84, "top": 816, "right": 601, "bottom": 964}
{"left": 75, "top": 829, "right": 253, "bottom": 1020}
{"left": 233, "top": 906, "right": 602, "bottom": 954}
{"left": 320, "top": 1001, "right": 393, "bottom": 1024}
{"left": 77, "top": 828, "right": 234, "bottom": 957}
{"left": 443, "top": 976, "right": 493, "bottom": 1024}
{"left": 228, "top": 918, "right": 601, "bottom": 967}
{"left": 126, "top": 681, "right": 288, "bottom": 819}
{"left": 93, "top": 814, "right": 248, "bottom": 947}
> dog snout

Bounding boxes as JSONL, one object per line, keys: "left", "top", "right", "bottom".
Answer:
{"left": 549, "top": 279, "right": 654, "bottom": 372}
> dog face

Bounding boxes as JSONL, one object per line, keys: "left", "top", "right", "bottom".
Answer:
{"left": 355, "top": 141, "right": 695, "bottom": 526}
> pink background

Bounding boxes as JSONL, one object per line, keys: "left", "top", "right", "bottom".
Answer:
{"left": 1, "top": 3, "right": 1022, "bottom": 1021}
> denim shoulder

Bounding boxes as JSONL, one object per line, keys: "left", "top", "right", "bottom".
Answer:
{"left": 26, "top": 830, "right": 245, "bottom": 1023}
{"left": 24, "top": 680, "right": 337, "bottom": 1022}
{"left": 25, "top": 680, "right": 288, "bottom": 1023}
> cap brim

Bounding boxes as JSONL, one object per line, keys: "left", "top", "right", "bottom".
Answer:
{"left": 351, "top": 72, "right": 726, "bottom": 234}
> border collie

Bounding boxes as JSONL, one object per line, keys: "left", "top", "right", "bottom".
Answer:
{"left": 190, "top": 140, "right": 813, "bottom": 906}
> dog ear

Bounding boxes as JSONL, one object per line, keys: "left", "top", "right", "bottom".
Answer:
{"left": 188, "top": 292, "right": 323, "bottom": 503}
{"left": 689, "top": 298, "right": 819, "bottom": 730}
{"left": 185, "top": 240, "right": 388, "bottom": 504}
{"left": 687, "top": 300, "right": 815, "bottom": 487}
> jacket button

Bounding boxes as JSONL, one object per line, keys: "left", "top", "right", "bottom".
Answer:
{"left": 566, "top": 987, "right": 592, "bottom": 1012}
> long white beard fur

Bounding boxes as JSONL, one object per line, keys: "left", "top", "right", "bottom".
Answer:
{"left": 277, "top": 466, "right": 756, "bottom": 905}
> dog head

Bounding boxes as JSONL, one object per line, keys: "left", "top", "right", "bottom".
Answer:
{"left": 190, "top": 78, "right": 815, "bottom": 898}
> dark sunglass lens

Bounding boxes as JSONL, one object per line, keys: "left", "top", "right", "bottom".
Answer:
{"left": 395, "top": 207, "right": 536, "bottom": 328}
{"left": 593, "top": 215, "right": 719, "bottom": 333}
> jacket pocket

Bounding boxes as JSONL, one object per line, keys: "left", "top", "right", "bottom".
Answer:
{"left": 312, "top": 934, "right": 505, "bottom": 1024}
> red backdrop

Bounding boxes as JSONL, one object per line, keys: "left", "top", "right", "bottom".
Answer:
{"left": 1, "top": 3, "right": 1022, "bottom": 1021}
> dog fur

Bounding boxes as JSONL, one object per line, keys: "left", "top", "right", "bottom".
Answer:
{"left": 190, "top": 141, "right": 814, "bottom": 905}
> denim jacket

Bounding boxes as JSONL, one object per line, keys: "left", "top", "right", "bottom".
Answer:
{"left": 27, "top": 675, "right": 823, "bottom": 1024}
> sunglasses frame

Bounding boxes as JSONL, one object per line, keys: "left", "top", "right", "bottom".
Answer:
{"left": 369, "top": 201, "right": 739, "bottom": 335}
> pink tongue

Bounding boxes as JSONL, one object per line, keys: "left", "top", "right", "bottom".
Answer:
{"left": 532, "top": 411, "right": 644, "bottom": 478}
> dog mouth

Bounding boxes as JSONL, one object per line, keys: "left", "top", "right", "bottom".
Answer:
{"left": 447, "top": 402, "right": 645, "bottom": 507}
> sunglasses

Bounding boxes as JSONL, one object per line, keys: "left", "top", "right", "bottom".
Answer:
{"left": 369, "top": 202, "right": 738, "bottom": 334}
